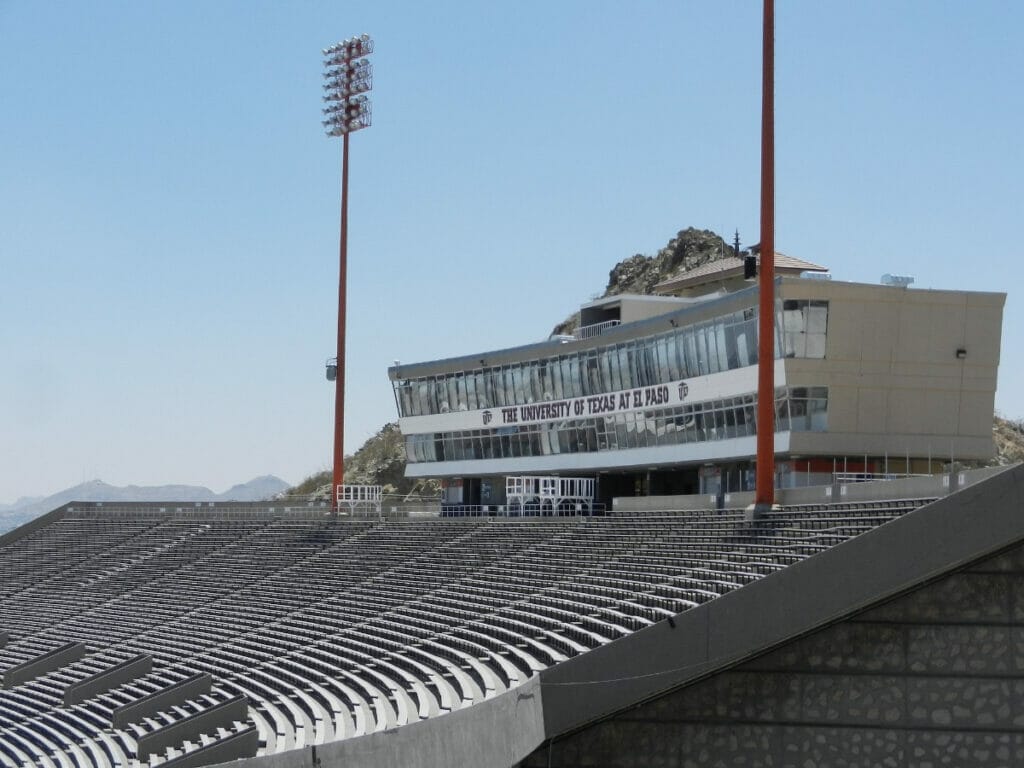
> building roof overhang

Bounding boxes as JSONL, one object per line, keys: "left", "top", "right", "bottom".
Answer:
{"left": 654, "top": 252, "right": 828, "bottom": 295}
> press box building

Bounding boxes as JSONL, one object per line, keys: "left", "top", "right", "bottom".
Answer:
{"left": 388, "top": 254, "right": 1005, "bottom": 509}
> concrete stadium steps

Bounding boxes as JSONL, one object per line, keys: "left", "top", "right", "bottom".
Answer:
{"left": 0, "top": 500, "right": 929, "bottom": 766}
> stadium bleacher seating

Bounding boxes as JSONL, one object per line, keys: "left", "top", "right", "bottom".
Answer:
{"left": 0, "top": 499, "right": 931, "bottom": 767}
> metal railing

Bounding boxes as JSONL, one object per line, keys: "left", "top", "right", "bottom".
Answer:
{"left": 574, "top": 319, "right": 621, "bottom": 340}
{"left": 439, "top": 503, "right": 606, "bottom": 518}
{"left": 832, "top": 472, "right": 932, "bottom": 484}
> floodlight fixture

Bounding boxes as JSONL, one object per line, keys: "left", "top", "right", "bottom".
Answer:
{"left": 322, "top": 38, "right": 373, "bottom": 138}
{"left": 322, "top": 60, "right": 373, "bottom": 100}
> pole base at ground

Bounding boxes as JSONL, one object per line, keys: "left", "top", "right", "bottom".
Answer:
{"left": 745, "top": 502, "right": 782, "bottom": 522}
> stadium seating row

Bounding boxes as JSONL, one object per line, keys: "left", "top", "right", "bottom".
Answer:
{"left": 0, "top": 500, "right": 929, "bottom": 767}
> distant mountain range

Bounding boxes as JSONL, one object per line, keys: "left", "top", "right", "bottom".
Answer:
{"left": 0, "top": 476, "right": 290, "bottom": 535}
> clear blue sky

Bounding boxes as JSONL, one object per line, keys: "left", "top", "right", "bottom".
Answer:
{"left": 1, "top": 1, "right": 1021, "bottom": 503}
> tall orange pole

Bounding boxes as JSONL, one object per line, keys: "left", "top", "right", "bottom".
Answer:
{"left": 755, "top": 0, "right": 776, "bottom": 506}
{"left": 332, "top": 131, "right": 350, "bottom": 505}
{"left": 322, "top": 34, "right": 372, "bottom": 509}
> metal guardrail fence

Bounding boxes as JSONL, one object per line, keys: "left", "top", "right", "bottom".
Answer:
{"left": 438, "top": 503, "right": 607, "bottom": 518}
{"left": 831, "top": 472, "right": 932, "bottom": 484}
{"left": 574, "top": 319, "right": 622, "bottom": 339}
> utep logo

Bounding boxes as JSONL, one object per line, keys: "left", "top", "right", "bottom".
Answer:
{"left": 678, "top": 382, "right": 689, "bottom": 401}
{"left": 482, "top": 410, "right": 493, "bottom": 425}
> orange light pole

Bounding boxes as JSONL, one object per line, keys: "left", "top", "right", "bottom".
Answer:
{"left": 322, "top": 35, "right": 373, "bottom": 508}
{"left": 755, "top": 0, "right": 776, "bottom": 507}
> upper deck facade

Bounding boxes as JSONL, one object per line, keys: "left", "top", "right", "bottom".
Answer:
{"left": 388, "top": 269, "right": 1004, "bottom": 496}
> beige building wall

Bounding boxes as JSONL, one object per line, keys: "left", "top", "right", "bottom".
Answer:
{"left": 782, "top": 279, "right": 1004, "bottom": 461}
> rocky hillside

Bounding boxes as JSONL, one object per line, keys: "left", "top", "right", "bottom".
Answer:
{"left": 552, "top": 227, "right": 740, "bottom": 335}
{"left": 290, "top": 423, "right": 440, "bottom": 500}
{"left": 993, "top": 415, "right": 1024, "bottom": 465}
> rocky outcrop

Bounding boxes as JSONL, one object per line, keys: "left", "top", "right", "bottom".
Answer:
{"left": 993, "top": 415, "right": 1024, "bottom": 466}
{"left": 551, "top": 227, "right": 739, "bottom": 335}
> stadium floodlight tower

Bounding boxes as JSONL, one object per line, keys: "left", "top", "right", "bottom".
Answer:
{"left": 322, "top": 34, "right": 381, "bottom": 516}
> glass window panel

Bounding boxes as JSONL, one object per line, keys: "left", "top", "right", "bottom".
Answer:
{"left": 599, "top": 351, "right": 613, "bottom": 393}
{"left": 775, "top": 393, "right": 790, "bottom": 432}
{"left": 665, "top": 334, "right": 681, "bottom": 380}
{"left": 724, "top": 405, "right": 737, "bottom": 439}
{"left": 607, "top": 348, "right": 622, "bottom": 391}
{"left": 655, "top": 337, "right": 669, "bottom": 382}
{"left": 715, "top": 323, "right": 728, "bottom": 373}
{"left": 548, "top": 360, "right": 563, "bottom": 399}
{"left": 705, "top": 326, "right": 719, "bottom": 374}
{"left": 806, "top": 302, "right": 828, "bottom": 334}
{"left": 418, "top": 382, "right": 433, "bottom": 416}
{"left": 476, "top": 372, "right": 489, "bottom": 408}
{"left": 631, "top": 344, "right": 644, "bottom": 386}
{"left": 512, "top": 367, "right": 526, "bottom": 403}
{"left": 696, "top": 327, "right": 709, "bottom": 375}
{"left": 567, "top": 357, "right": 581, "bottom": 397}
{"left": 809, "top": 387, "right": 829, "bottom": 431}
{"left": 618, "top": 347, "right": 633, "bottom": 389}
{"left": 557, "top": 424, "right": 572, "bottom": 454}
{"left": 642, "top": 344, "right": 651, "bottom": 385}
{"left": 496, "top": 370, "right": 507, "bottom": 406}
{"left": 538, "top": 363, "right": 552, "bottom": 401}
{"left": 636, "top": 413, "right": 650, "bottom": 448}
{"left": 789, "top": 391, "right": 808, "bottom": 431}
{"left": 396, "top": 384, "right": 411, "bottom": 417}
{"left": 611, "top": 413, "right": 626, "bottom": 448}
{"left": 529, "top": 362, "right": 542, "bottom": 401}
{"left": 441, "top": 377, "right": 456, "bottom": 412}
{"left": 735, "top": 325, "right": 752, "bottom": 367}
{"left": 428, "top": 379, "right": 440, "bottom": 412}
{"left": 717, "top": 322, "right": 732, "bottom": 371}
{"left": 586, "top": 355, "right": 601, "bottom": 395}
{"left": 805, "top": 333, "right": 826, "bottom": 358}
{"left": 659, "top": 335, "right": 675, "bottom": 380}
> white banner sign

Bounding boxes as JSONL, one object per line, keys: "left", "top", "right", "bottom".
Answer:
{"left": 398, "top": 363, "right": 785, "bottom": 435}
{"left": 482, "top": 382, "right": 681, "bottom": 428}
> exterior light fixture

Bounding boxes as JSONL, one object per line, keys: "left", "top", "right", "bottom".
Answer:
{"left": 322, "top": 36, "right": 373, "bottom": 138}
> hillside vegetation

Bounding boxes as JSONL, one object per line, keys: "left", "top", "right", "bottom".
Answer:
{"left": 993, "top": 415, "right": 1024, "bottom": 465}
{"left": 289, "top": 423, "right": 439, "bottom": 500}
